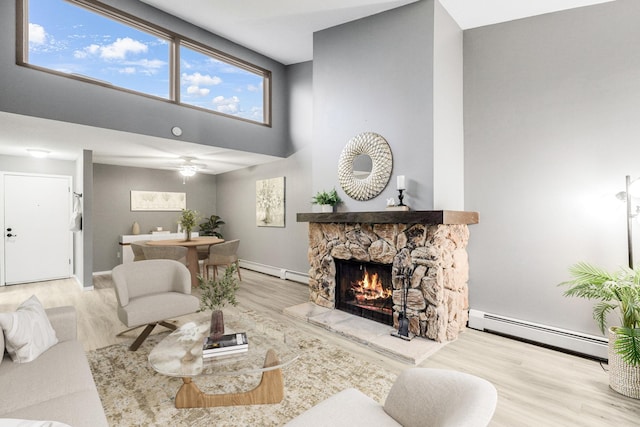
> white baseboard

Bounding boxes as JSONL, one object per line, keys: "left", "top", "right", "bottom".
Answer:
{"left": 468, "top": 309, "right": 608, "bottom": 360}
{"left": 238, "top": 260, "right": 309, "bottom": 284}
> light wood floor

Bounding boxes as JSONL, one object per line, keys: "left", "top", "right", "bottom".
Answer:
{"left": 1, "top": 269, "right": 639, "bottom": 426}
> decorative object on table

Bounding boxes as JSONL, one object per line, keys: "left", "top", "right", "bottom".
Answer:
{"left": 131, "top": 221, "right": 140, "bottom": 235}
{"left": 202, "top": 332, "right": 248, "bottom": 358}
{"left": 391, "top": 267, "right": 414, "bottom": 341}
{"left": 197, "top": 264, "right": 240, "bottom": 339}
{"left": 559, "top": 262, "right": 640, "bottom": 398}
{"left": 178, "top": 208, "right": 200, "bottom": 241}
{"left": 311, "top": 188, "right": 342, "bottom": 213}
{"left": 256, "top": 176, "right": 285, "bottom": 227}
{"left": 198, "top": 214, "right": 225, "bottom": 238}
{"left": 338, "top": 132, "right": 392, "bottom": 201}
{"left": 130, "top": 190, "right": 186, "bottom": 211}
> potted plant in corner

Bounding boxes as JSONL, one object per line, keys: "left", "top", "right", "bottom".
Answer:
{"left": 312, "top": 188, "right": 342, "bottom": 213}
{"left": 559, "top": 262, "right": 640, "bottom": 399}
{"left": 197, "top": 265, "right": 240, "bottom": 339}
{"left": 178, "top": 208, "right": 200, "bottom": 241}
{"left": 198, "top": 214, "right": 225, "bottom": 238}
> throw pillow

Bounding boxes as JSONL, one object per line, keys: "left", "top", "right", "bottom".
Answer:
{"left": 0, "top": 295, "right": 58, "bottom": 363}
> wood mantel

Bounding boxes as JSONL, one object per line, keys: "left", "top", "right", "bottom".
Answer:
{"left": 296, "top": 210, "right": 478, "bottom": 225}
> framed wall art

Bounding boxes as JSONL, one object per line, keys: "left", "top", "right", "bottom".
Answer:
{"left": 256, "top": 177, "right": 285, "bottom": 227}
{"left": 130, "top": 190, "right": 186, "bottom": 211}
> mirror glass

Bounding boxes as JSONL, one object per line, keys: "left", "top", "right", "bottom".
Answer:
{"left": 352, "top": 154, "right": 373, "bottom": 179}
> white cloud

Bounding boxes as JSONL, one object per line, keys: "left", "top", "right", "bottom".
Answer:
{"left": 29, "top": 23, "right": 47, "bottom": 45}
{"left": 212, "top": 95, "right": 240, "bottom": 114}
{"left": 119, "top": 67, "right": 136, "bottom": 74}
{"left": 187, "top": 85, "right": 210, "bottom": 96}
{"left": 247, "top": 84, "right": 261, "bottom": 92}
{"left": 74, "top": 44, "right": 100, "bottom": 59}
{"left": 181, "top": 72, "right": 222, "bottom": 86}
{"left": 100, "top": 37, "right": 147, "bottom": 60}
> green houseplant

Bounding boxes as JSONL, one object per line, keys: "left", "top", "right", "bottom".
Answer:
{"left": 197, "top": 265, "right": 240, "bottom": 339}
{"left": 312, "top": 188, "right": 342, "bottom": 212}
{"left": 559, "top": 262, "right": 640, "bottom": 398}
{"left": 178, "top": 209, "right": 200, "bottom": 241}
{"left": 198, "top": 214, "right": 225, "bottom": 238}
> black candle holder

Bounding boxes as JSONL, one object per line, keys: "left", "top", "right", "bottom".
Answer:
{"left": 397, "top": 189, "right": 406, "bottom": 206}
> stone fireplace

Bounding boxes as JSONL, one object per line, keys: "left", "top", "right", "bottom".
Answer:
{"left": 297, "top": 211, "right": 478, "bottom": 342}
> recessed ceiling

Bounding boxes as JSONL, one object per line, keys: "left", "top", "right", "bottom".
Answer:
{"left": 0, "top": 0, "right": 616, "bottom": 174}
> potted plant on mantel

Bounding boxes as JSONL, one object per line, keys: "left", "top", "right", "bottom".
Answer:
{"left": 312, "top": 188, "right": 342, "bottom": 213}
{"left": 197, "top": 265, "right": 240, "bottom": 339}
{"left": 178, "top": 208, "right": 200, "bottom": 241}
{"left": 559, "top": 262, "right": 640, "bottom": 399}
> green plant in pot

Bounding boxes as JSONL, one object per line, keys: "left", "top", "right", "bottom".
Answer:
{"left": 312, "top": 188, "right": 342, "bottom": 213}
{"left": 559, "top": 262, "right": 640, "bottom": 398}
{"left": 178, "top": 209, "right": 200, "bottom": 241}
{"left": 197, "top": 264, "right": 240, "bottom": 339}
{"left": 198, "top": 214, "right": 225, "bottom": 238}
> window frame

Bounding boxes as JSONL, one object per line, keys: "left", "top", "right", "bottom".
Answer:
{"left": 16, "top": 0, "right": 272, "bottom": 127}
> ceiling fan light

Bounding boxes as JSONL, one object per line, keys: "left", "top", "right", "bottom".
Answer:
{"left": 179, "top": 165, "right": 197, "bottom": 177}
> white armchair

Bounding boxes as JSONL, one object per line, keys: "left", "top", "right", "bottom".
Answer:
{"left": 284, "top": 368, "right": 498, "bottom": 427}
{"left": 111, "top": 259, "right": 199, "bottom": 351}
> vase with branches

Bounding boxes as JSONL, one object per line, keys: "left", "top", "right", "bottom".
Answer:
{"left": 178, "top": 209, "right": 200, "bottom": 241}
{"left": 197, "top": 264, "right": 240, "bottom": 339}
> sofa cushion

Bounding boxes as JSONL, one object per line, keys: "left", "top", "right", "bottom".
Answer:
{"left": 0, "top": 296, "right": 58, "bottom": 363}
{"left": 284, "top": 388, "right": 401, "bottom": 427}
{"left": 0, "top": 341, "right": 95, "bottom": 416}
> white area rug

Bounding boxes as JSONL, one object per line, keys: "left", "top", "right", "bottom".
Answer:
{"left": 87, "top": 310, "right": 397, "bottom": 426}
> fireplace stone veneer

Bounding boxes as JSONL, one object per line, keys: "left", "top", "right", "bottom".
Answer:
{"left": 297, "top": 211, "right": 478, "bottom": 343}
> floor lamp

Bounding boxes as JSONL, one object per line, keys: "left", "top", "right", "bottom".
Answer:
{"left": 619, "top": 175, "right": 640, "bottom": 269}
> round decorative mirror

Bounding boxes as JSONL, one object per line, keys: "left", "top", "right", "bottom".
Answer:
{"left": 338, "top": 132, "right": 393, "bottom": 201}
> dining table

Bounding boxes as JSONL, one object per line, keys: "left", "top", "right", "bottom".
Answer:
{"left": 146, "top": 236, "right": 224, "bottom": 287}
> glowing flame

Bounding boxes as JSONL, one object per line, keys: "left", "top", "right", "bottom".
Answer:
{"left": 353, "top": 269, "right": 392, "bottom": 303}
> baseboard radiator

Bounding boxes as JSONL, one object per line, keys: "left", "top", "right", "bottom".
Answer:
{"left": 238, "top": 259, "right": 309, "bottom": 285}
{"left": 468, "top": 309, "right": 608, "bottom": 360}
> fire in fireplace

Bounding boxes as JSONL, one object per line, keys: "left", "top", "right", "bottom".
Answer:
{"left": 335, "top": 259, "right": 393, "bottom": 325}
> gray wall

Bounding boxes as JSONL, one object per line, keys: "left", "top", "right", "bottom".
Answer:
{"left": 464, "top": 0, "right": 640, "bottom": 336}
{"left": 216, "top": 62, "right": 313, "bottom": 274}
{"left": 312, "top": 1, "right": 437, "bottom": 211}
{"left": 0, "top": 0, "right": 290, "bottom": 158}
{"left": 93, "top": 164, "right": 218, "bottom": 272}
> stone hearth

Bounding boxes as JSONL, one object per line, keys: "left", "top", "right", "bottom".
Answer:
{"left": 297, "top": 211, "right": 478, "bottom": 343}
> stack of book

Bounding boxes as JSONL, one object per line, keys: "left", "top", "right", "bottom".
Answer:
{"left": 202, "top": 332, "right": 248, "bottom": 358}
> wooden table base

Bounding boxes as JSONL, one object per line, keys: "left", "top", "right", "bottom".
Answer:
{"left": 175, "top": 349, "right": 284, "bottom": 408}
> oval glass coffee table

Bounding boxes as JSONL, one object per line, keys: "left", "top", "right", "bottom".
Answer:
{"left": 148, "top": 315, "right": 299, "bottom": 408}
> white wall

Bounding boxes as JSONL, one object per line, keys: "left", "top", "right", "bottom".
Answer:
{"left": 464, "top": 0, "right": 640, "bottom": 336}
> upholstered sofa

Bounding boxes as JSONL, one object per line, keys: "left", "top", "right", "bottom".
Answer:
{"left": 285, "top": 368, "right": 497, "bottom": 427}
{"left": 0, "top": 306, "right": 108, "bottom": 427}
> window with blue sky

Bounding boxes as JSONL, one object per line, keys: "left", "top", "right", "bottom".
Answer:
{"left": 23, "top": 0, "right": 269, "bottom": 125}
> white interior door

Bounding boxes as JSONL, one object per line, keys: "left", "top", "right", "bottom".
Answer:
{"left": 4, "top": 174, "right": 73, "bottom": 285}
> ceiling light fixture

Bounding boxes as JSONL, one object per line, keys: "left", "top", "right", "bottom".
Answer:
{"left": 179, "top": 165, "right": 197, "bottom": 177}
{"left": 27, "top": 148, "right": 50, "bottom": 158}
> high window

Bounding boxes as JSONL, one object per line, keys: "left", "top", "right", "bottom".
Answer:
{"left": 18, "top": 0, "right": 271, "bottom": 126}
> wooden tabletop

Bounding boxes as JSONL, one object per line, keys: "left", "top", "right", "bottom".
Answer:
{"left": 146, "top": 237, "right": 224, "bottom": 247}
